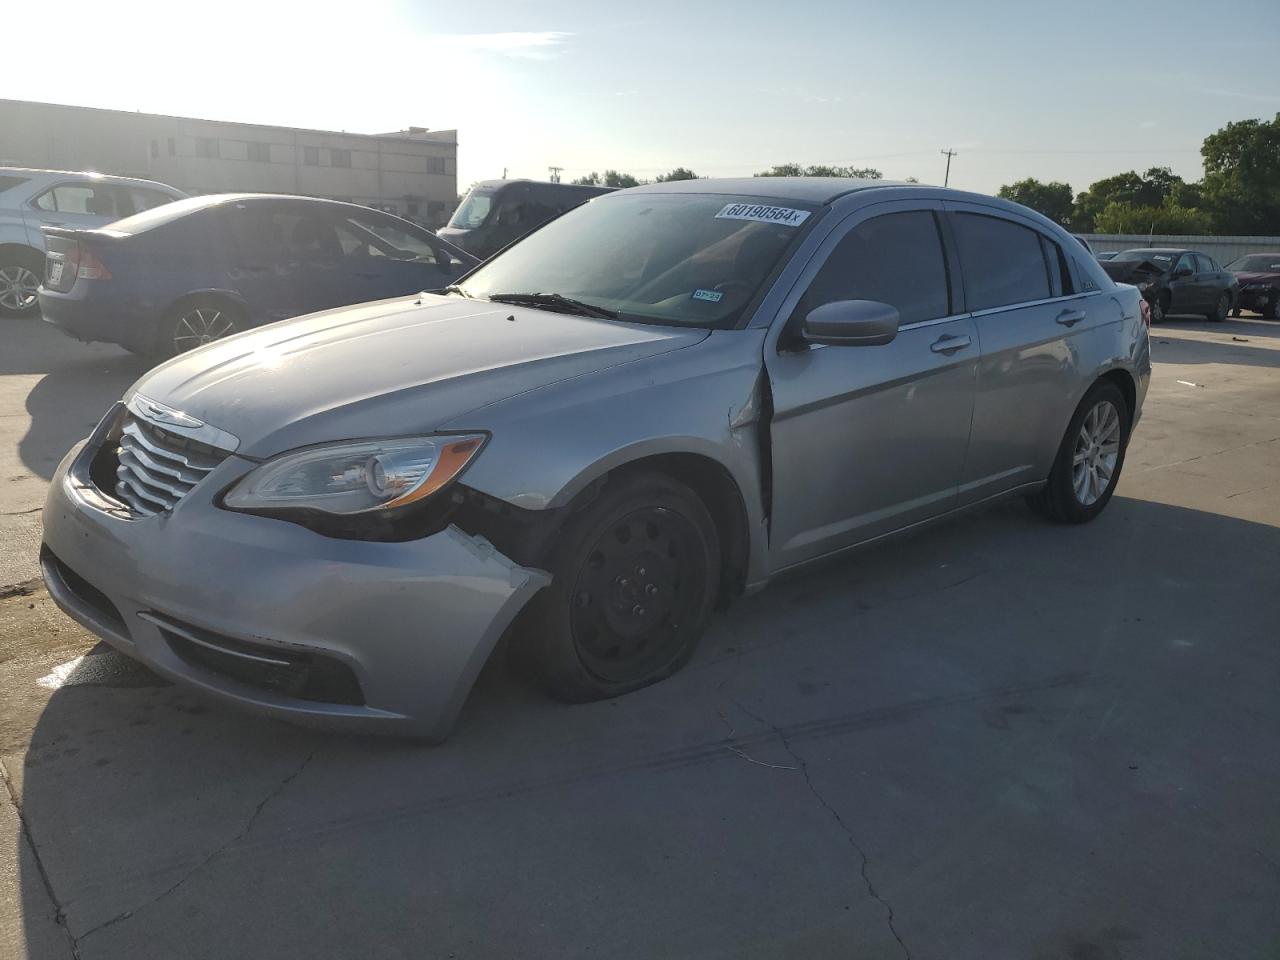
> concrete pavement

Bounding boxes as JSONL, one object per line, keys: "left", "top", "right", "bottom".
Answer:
{"left": 1, "top": 314, "right": 1278, "bottom": 959}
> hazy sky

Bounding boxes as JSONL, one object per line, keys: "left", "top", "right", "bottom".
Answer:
{"left": 10, "top": 0, "right": 1280, "bottom": 195}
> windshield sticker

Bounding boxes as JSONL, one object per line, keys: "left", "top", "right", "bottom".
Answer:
{"left": 1150, "top": 255, "right": 1172, "bottom": 262}
{"left": 715, "top": 203, "right": 810, "bottom": 227}
{"left": 691, "top": 288, "right": 724, "bottom": 303}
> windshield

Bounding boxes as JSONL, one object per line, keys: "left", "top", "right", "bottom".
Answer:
{"left": 448, "top": 189, "right": 495, "bottom": 230}
{"left": 1112, "top": 249, "right": 1176, "bottom": 267}
{"left": 1225, "top": 254, "right": 1280, "bottom": 272}
{"left": 458, "top": 192, "right": 818, "bottom": 328}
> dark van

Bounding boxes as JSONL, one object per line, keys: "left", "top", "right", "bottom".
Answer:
{"left": 437, "top": 180, "right": 614, "bottom": 259}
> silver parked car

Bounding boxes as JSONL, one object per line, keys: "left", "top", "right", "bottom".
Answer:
{"left": 0, "top": 167, "right": 185, "bottom": 316}
{"left": 41, "top": 178, "right": 1151, "bottom": 740}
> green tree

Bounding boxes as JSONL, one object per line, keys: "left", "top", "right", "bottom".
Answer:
{"left": 1199, "top": 113, "right": 1280, "bottom": 235}
{"left": 571, "top": 172, "right": 601, "bottom": 186}
{"left": 1072, "top": 172, "right": 1147, "bottom": 232}
{"left": 1093, "top": 201, "right": 1211, "bottom": 236}
{"left": 603, "top": 170, "right": 643, "bottom": 188}
{"left": 654, "top": 167, "right": 699, "bottom": 182}
{"left": 754, "top": 164, "right": 882, "bottom": 179}
{"left": 997, "top": 178, "right": 1074, "bottom": 225}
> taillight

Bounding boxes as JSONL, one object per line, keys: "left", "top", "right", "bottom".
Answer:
{"left": 1139, "top": 298, "right": 1151, "bottom": 327}
{"left": 75, "top": 247, "right": 112, "bottom": 281}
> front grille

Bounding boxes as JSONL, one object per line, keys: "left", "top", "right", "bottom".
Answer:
{"left": 113, "top": 414, "right": 231, "bottom": 516}
{"left": 156, "top": 619, "right": 365, "bottom": 706}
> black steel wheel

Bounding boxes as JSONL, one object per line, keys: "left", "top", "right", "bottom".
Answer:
{"left": 520, "top": 471, "right": 720, "bottom": 702}
{"left": 1150, "top": 295, "right": 1166, "bottom": 325}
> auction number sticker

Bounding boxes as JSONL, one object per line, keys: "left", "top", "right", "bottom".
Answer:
{"left": 715, "top": 203, "right": 810, "bottom": 227}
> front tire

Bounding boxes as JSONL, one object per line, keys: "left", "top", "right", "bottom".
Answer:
{"left": 1027, "top": 381, "right": 1131, "bottom": 524}
{"left": 1267, "top": 296, "right": 1280, "bottom": 321}
{"left": 519, "top": 471, "right": 720, "bottom": 703}
{"left": 1150, "top": 295, "right": 1167, "bottom": 325}
{"left": 1208, "top": 292, "right": 1229, "bottom": 323}
{"left": 0, "top": 250, "right": 43, "bottom": 318}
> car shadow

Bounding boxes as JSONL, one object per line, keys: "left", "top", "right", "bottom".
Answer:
{"left": 1, "top": 318, "right": 151, "bottom": 482}
{"left": 12, "top": 495, "right": 1280, "bottom": 958}
{"left": 1150, "top": 317, "right": 1280, "bottom": 369}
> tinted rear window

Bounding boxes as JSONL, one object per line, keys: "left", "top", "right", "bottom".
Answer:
{"left": 953, "top": 213, "right": 1051, "bottom": 310}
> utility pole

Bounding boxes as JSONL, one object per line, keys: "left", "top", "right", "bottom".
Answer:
{"left": 940, "top": 148, "right": 958, "bottom": 187}
{"left": 502, "top": 167, "right": 508, "bottom": 179}
{"left": 548, "top": 166, "right": 563, "bottom": 184}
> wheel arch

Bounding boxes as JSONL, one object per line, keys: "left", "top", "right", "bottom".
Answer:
{"left": 0, "top": 242, "right": 43, "bottom": 265}
{"left": 160, "top": 288, "right": 251, "bottom": 323}
{"left": 1097, "top": 367, "right": 1137, "bottom": 422}
{"left": 554, "top": 446, "right": 754, "bottom": 605}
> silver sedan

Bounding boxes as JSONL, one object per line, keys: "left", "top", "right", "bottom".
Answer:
{"left": 41, "top": 178, "right": 1150, "bottom": 740}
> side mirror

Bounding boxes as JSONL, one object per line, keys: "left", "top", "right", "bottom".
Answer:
{"left": 801, "top": 300, "right": 900, "bottom": 347}
{"left": 1174, "top": 267, "right": 1193, "bottom": 278}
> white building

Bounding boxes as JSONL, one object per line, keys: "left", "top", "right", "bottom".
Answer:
{"left": 0, "top": 99, "right": 458, "bottom": 226}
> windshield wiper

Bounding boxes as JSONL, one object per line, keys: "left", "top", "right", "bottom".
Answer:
{"left": 486, "top": 292, "right": 618, "bottom": 320}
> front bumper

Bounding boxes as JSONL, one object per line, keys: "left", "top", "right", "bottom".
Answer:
{"left": 1237, "top": 287, "right": 1275, "bottom": 313}
{"left": 41, "top": 431, "right": 549, "bottom": 740}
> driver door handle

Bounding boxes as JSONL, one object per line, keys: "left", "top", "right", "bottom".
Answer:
{"left": 1056, "top": 308, "right": 1086, "bottom": 327}
{"left": 930, "top": 334, "right": 971, "bottom": 354}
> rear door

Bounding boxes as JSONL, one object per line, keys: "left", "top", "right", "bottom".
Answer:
{"left": 945, "top": 202, "right": 1100, "bottom": 503}
{"left": 219, "top": 202, "right": 312, "bottom": 325}
{"left": 765, "top": 202, "right": 977, "bottom": 569}
{"left": 1168, "top": 252, "right": 1203, "bottom": 313}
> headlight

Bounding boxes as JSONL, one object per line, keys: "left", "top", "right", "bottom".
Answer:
{"left": 223, "top": 434, "right": 486, "bottom": 516}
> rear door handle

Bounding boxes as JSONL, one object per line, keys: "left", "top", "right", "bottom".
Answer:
{"left": 930, "top": 334, "right": 971, "bottom": 354}
{"left": 1056, "top": 308, "right": 1086, "bottom": 327}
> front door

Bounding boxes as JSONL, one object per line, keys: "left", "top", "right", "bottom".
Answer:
{"left": 1168, "top": 252, "right": 1205, "bottom": 314}
{"left": 766, "top": 204, "right": 977, "bottom": 570}
{"left": 331, "top": 209, "right": 458, "bottom": 298}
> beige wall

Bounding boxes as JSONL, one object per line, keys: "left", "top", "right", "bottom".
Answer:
{"left": 0, "top": 100, "right": 458, "bottom": 226}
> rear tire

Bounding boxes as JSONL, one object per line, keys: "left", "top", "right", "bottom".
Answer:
{"left": 156, "top": 297, "right": 242, "bottom": 357}
{"left": 0, "top": 249, "right": 43, "bottom": 318}
{"left": 518, "top": 471, "right": 720, "bottom": 703}
{"left": 1268, "top": 296, "right": 1280, "bottom": 321}
{"left": 1027, "top": 381, "right": 1131, "bottom": 524}
{"left": 1150, "top": 295, "right": 1167, "bottom": 325}
{"left": 1207, "top": 292, "right": 1229, "bottom": 323}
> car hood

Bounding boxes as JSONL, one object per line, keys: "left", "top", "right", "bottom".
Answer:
{"left": 1234, "top": 271, "right": 1280, "bottom": 284}
{"left": 129, "top": 294, "right": 708, "bottom": 458}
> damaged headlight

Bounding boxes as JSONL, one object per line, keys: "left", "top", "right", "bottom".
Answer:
{"left": 223, "top": 435, "right": 486, "bottom": 516}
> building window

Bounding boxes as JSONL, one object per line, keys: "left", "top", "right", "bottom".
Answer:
{"left": 445, "top": 158, "right": 456, "bottom": 175}
{"left": 426, "top": 156, "right": 446, "bottom": 175}
{"left": 405, "top": 200, "right": 419, "bottom": 216}
{"left": 247, "top": 142, "right": 270, "bottom": 163}
{"left": 167, "top": 137, "right": 176, "bottom": 156}
{"left": 196, "top": 137, "right": 220, "bottom": 159}
{"left": 302, "top": 145, "right": 319, "bottom": 166}
{"left": 149, "top": 139, "right": 159, "bottom": 159}
{"left": 330, "top": 148, "right": 351, "bottom": 168}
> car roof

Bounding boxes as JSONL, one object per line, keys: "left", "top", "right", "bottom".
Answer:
{"left": 625, "top": 176, "right": 898, "bottom": 204}
{"left": 0, "top": 166, "right": 176, "bottom": 189}
{"left": 1120, "top": 247, "right": 1194, "bottom": 256}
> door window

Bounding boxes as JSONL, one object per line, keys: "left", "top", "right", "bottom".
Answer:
{"left": 124, "top": 187, "right": 176, "bottom": 215}
{"left": 32, "top": 183, "right": 122, "bottom": 217}
{"left": 335, "top": 212, "right": 442, "bottom": 264}
{"left": 1195, "top": 254, "right": 1216, "bottom": 273}
{"left": 1174, "top": 253, "right": 1197, "bottom": 275}
{"left": 801, "top": 210, "right": 951, "bottom": 325}
{"left": 952, "top": 213, "right": 1052, "bottom": 310}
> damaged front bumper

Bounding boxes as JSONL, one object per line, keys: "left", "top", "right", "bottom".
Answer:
{"left": 40, "top": 436, "right": 550, "bottom": 741}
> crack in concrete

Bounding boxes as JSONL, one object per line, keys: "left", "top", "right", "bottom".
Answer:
{"left": 729, "top": 697, "right": 912, "bottom": 960}
{"left": 1, "top": 758, "right": 81, "bottom": 960}
{"left": 0, "top": 506, "right": 41, "bottom": 516}
{"left": 75, "top": 751, "right": 316, "bottom": 946}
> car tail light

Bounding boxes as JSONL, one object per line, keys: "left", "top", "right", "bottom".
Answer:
{"left": 1139, "top": 298, "right": 1151, "bottom": 327}
{"left": 74, "top": 247, "right": 112, "bottom": 281}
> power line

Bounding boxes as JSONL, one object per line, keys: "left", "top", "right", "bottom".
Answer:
{"left": 547, "top": 165, "right": 563, "bottom": 183}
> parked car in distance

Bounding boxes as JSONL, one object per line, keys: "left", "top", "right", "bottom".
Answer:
{"left": 1225, "top": 253, "right": 1280, "bottom": 319}
{"left": 39, "top": 194, "right": 478, "bottom": 356}
{"left": 438, "top": 179, "right": 614, "bottom": 259}
{"left": 1099, "top": 248, "right": 1238, "bottom": 323}
{"left": 41, "top": 178, "right": 1149, "bottom": 741}
{"left": 1095, "top": 251, "right": 1118, "bottom": 261}
{"left": 0, "top": 167, "right": 184, "bottom": 317}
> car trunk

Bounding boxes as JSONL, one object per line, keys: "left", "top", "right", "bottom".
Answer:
{"left": 41, "top": 226, "right": 113, "bottom": 292}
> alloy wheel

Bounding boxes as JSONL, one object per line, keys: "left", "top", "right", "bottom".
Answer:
{"left": 173, "top": 307, "right": 236, "bottom": 352}
{"left": 1071, "top": 400, "right": 1121, "bottom": 506}
{"left": 568, "top": 506, "right": 707, "bottom": 684}
{"left": 0, "top": 265, "right": 40, "bottom": 312}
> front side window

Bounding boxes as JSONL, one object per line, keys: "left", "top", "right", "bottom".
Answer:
{"left": 953, "top": 213, "right": 1052, "bottom": 310}
{"left": 336, "top": 213, "right": 441, "bottom": 264}
{"left": 33, "top": 183, "right": 121, "bottom": 217}
{"left": 459, "top": 192, "right": 818, "bottom": 328}
{"left": 449, "top": 189, "right": 495, "bottom": 229}
{"left": 1195, "top": 254, "right": 1217, "bottom": 272}
{"left": 1175, "top": 254, "right": 1197, "bottom": 275}
{"left": 801, "top": 211, "right": 950, "bottom": 325}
